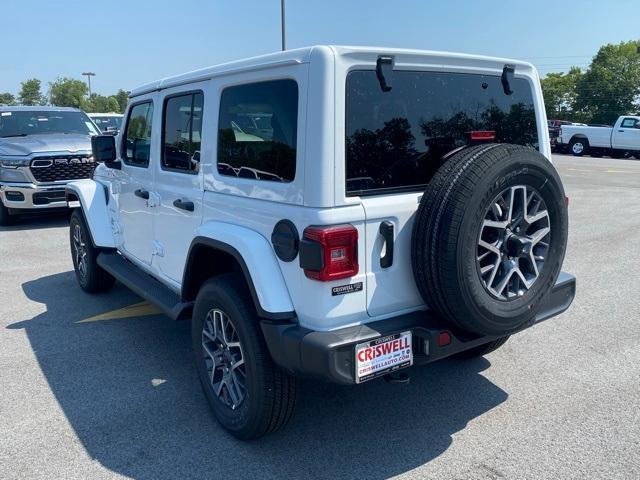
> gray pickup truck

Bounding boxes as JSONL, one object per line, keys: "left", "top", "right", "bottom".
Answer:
{"left": 0, "top": 106, "right": 100, "bottom": 225}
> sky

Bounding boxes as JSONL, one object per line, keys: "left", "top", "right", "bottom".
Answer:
{"left": 1, "top": 0, "right": 639, "bottom": 97}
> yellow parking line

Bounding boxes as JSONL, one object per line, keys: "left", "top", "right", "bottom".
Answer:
{"left": 76, "top": 301, "right": 163, "bottom": 323}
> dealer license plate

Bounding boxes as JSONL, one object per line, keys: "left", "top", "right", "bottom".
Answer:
{"left": 355, "top": 331, "right": 413, "bottom": 384}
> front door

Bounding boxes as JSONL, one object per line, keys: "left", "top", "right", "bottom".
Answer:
{"left": 152, "top": 90, "right": 204, "bottom": 283}
{"left": 117, "top": 100, "right": 156, "bottom": 265}
{"left": 614, "top": 117, "right": 640, "bottom": 151}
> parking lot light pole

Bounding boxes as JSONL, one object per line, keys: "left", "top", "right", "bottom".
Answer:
{"left": 82, "top": 72, "right": 95, "bottom": 99}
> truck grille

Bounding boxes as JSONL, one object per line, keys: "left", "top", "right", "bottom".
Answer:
{"left": 29, "top": 155, "right": 97, "bottom": 183}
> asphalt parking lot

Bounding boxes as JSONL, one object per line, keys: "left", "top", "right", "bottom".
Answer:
{"left": 1, "top": 154, "right": 639, "bottom": 480}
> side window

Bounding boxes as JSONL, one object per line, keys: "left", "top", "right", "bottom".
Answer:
{"left": 162, "top": 92, "right": 204, "bottom": 173}
{"left": 621, "top": 118, "right": 638, "bottom": 128}
{"left": 217, "top": 79, "right": 298, "bottom": 182}
{"left": 123, "top": 102, "right": 154, "bottom": 167}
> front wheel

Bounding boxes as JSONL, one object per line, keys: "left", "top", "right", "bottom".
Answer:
{"left": 192, "top": 274, "right": 297, "bottom": 440}
{"left": 69, "top": 210, "right": 115, "bottom": 293}
{"left": 0, "top": 202, "right": 17, "bottom": 226}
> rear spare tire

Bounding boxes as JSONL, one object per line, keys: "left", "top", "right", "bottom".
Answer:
{"left": 412, "top": 144, "right": 568, "bottom": 336}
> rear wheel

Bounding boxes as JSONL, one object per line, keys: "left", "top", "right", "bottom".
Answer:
{"left": 69, "top": 210, "right": 115, "bottom": 293}
{"left": 192, "top": 274, "right": 297, "bottom": 440}
{"left": 455, "top": 336, "right": 510, "bottom": 359}
{"left": 569, "top": 138, "right": 588, "bottom": 156}
{"left": 412, "top": 144, "right": 568, "bottom": 336}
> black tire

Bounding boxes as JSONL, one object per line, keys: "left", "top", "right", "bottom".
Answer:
{"left": 569, "top": 137, "right": 588, "bottom": 156}
{"left": 412, "top": 144, "right": 568, "bottom": 336}
{"left": 454, "top": 336, "right": 510, "bottom": 359}
{"left": 192, "top": 274, "right": 297, "bottom": 440}
{"left": 0, "top": 202, "right": 17, "bottom": 226}
{"left": 69, "top": 209, "right": 115, "bottom": 293}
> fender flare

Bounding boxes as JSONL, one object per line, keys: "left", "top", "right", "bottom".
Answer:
{"left": 184, "top": 223, "right": 296, "bottom": 321}
{"left": 65, "top": 179, "right": 116, "bottom": 248}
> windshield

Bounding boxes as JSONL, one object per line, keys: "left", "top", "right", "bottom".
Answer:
{"left": 91, "top": 116, "right": 122, "bottom": 131}
{"left": 0, "top": 110, "right": 100, "bottom": 137}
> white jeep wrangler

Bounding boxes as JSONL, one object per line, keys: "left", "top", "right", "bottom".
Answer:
{"left": 66, "top": 46, "right": 576, "bottom": 440}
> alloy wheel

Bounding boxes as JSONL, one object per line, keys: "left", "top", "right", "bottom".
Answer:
{"left": 201, "top": 308, "right": 247, "bottom": 410}
{"left": 476, "top": 185, "right": 551, "bottom": 300}
{"left": 72, "top": 224, "right": 88, "bottom": 281}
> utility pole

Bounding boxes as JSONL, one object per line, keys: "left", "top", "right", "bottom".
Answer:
{"left": 82, "top": 72, "right": 96, "bottom": 99}
{"left": 281, "top": 0, "right": 286, "bottom": 51}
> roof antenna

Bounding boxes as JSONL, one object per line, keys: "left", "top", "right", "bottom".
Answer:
{"left": 502, "top": 64, "right": 515, "bottom": 95}
{"left": 376, "top": 56, "right": 394, "bottom": 92}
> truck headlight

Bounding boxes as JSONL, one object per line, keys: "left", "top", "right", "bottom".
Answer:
{"left": 0, "top": 156, "right": 31, "bottom": 168}
{"left": 0, "top": 165, "right": 29, "bottom": 182}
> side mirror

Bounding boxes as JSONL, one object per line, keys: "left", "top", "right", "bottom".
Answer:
{"left": 91, "top": 135, "right": 120, "bottom": 169}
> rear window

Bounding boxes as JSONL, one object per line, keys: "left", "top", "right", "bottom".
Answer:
{"left": 217, "top": 79, "right": 298, "bottom": 182}
{"left": 345, "top": 70, "right": 539, "bottom": 195}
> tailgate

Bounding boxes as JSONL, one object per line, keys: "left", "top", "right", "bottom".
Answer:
{"left": 361, "top": 192, "right": 424, "bottom": 317}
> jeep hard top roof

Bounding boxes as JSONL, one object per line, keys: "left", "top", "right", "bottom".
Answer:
{"left": 129, "top": 45, "right": 536, "bottom": 98}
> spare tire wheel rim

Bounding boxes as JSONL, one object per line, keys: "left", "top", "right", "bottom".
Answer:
{"left": 477, "top": 184, "right": 551, "bottom": 301}
{"left": 572, "top": 142, "right": 584, "bottom": 154}
{"left": 201, "top": 308, "right": 247, "bottom": 410}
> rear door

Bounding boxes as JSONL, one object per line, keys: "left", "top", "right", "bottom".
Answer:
{"left": 345, "top": 69, "right": 541, "bottom": 317}
{"left": 152, "top": 88, "right": 205, "bottom": 284}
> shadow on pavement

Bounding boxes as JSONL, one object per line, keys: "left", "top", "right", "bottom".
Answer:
{"left": 0, "top": 211, "right": 69, "bottom": 231}
{"left": 10, "top": 271, "right": 508, "bottom": 480}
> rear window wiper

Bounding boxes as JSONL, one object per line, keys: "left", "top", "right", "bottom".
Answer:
{"left": 0, "top": 133, "right": 28, "bottom": 138}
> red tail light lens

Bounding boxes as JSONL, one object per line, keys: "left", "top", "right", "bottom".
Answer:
{"left": 302, "top": 224, "right": 358, "bottom": 281}
{"left": 469, "top": 130, "right": 496, "bottom": 141}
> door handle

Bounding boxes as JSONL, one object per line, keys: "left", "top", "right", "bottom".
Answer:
{"left": 379, "top": 221, "right": 394, "bottom": 268}
{"left": 173, "top": 199, "right": 194, "bottom": 212}
{"left": 618, "top": 130, "right": 625, "bottom": 133}
{"left": 134, "top": 189, "right": 149, "bottom": 199}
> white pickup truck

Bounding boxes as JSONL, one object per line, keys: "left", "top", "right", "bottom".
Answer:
{"left": 559, "top": 115, "right": 640, "bottom": 158}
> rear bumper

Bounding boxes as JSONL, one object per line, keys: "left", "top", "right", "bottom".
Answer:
{"left": 0, "top": 182, "right": 68, "bottom": 211}
{"left": 261, "top": 272, "right": 576, "bottom": 385}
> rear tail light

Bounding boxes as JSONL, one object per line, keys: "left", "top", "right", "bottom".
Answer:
{"left": 300, "top": 224, "right": 358, "bottom": 281}
{"left": 469, "top": 130, "right": 496, "bottom": 142}
{"left": 559, "top": 127, "right": 563, "bottom": 137}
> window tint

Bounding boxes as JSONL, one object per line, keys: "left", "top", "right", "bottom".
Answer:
{"left": 162, "top": 92, "right": 204, "bottom": 173}
{"left": 346, "top": 71, "right": 539, "bottom": 195}
{"left": 621, "top": 118, "right": 638, "bottom": 128}
{"left": 124, "top": 102, "right": 154, "bottom": 166}
{"left": 217, "top": 79, "right": 298, "bottom": 182}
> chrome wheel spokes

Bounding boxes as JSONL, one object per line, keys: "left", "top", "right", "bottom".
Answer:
{"left": 201, "top": 308, "right": 246, "bottom": 410}
{"left": 73, "top": 224, "right": 88, "bottom": 280}
{"left": 477, "top": 185, "right": 551, "bottom": 301}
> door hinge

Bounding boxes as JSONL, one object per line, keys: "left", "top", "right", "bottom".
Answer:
{"left": 152, "top": 240, "right": 165, "bottom": 258}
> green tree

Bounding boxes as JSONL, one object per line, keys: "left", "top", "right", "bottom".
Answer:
{"left": 85, "top": 94, "right": 124, "bottom": 113}
{"left": 0, "top": 92, "right": 17, "bottom": 105}
{"left": 49, "top": 77, "right": 88, "bottom": 108}
{"left": 574, "top": 40, "right": 640, "bottom": 125}
{"left": 114, "top": 89, "right": 130, "bottom": 113}
{"left": 19, "top": 78, "right": 46, "bottom": 105}
{"left": 541, "top": 67, "right": 584, "bottom": 121}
